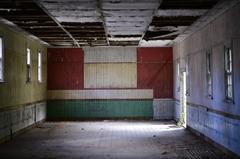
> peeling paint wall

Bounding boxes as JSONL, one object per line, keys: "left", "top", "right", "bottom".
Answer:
{"left": 47, "top": 46, "right": 173, "bottom": 119}
{"left": 173, "top": 3, "right": 240, "bottom": 156}
{"left": 0, "top": 24, "right": 47, "bottom": 141}
{"left": 47, "top": 47, "right": 151, "bottom": 119}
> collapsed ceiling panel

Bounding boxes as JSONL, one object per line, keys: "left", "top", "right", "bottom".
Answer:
{"left": 159, "top": 0, "right": 220, "bottom": 9}
{"left": 102, "top": 0, "right": 161, "bottom": 45}
{"left": 143, "top": 0, "right": 220, "bottom": 42}
{"left": 39, "top": 0, "right": 101, "bottom": 23}
{"left": 38, "top": 0, "right": 108, "bottom": 46}
{"left": 0, "top": 0, "right": 221, "bottom": 46}
{"left": 0, "top": 0, "right": 72, "bottom": 46}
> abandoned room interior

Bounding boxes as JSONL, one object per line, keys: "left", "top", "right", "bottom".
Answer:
{"left": 0, "top": 0, "right": 240, "bottom": 158}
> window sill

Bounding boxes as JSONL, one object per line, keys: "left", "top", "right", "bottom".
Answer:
{"left": 185, "top": 92, "right": 190, "bottom": 96}
{"left": 207, "top": 95, "right": 213, "bottom": 100}
{"left": 224, "top": 98, "right": 234, "bottom": 104}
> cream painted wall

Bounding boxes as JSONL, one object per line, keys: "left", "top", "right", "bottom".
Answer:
{"left": 83, "top": 46, "right": 137, "bottom": 88}
{"left": 48, "top": 89, "right": 153, "bottom": 100}
{"left": 84, "top": 63, "right": 137, "bottom": 88}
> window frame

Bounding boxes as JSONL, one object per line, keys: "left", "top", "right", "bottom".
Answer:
{"left": 224, "top": 45, "right": 234, "bottom": 103}
{"left": 206, "top": 49, "right": 213, "bottom": 99}
{"left": 0, "top": 36, "right": 4, "bottom": 83}
{"left": 177, "top": 59, "right": 180, "bottom": 92}
{"left": 26, "top": 48, "right": 31, "bottom": 83}
{"left": 37, "top": 49, "right": 42, "bottom": 83}
{"left": 185, "top": 55, "right": 190, "bottom": 96}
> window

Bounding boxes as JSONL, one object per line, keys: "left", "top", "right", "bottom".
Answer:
{"left": 177, "top": 60, "right": 180, "bottom": 92}
{"left": 26, "top": 48, "right": 31, "bottom": 82}
{"left": 38, "top": 50, "right": 42, "bottom": 82}
{"left": 206, "top": 50, "right": 213, "bottom": 98}
{"left": 185, "top": 55, "right": 190, "bottom": 96}
{"left": 224, "top": 46, "right": 233, "bottom": 101}
{"left": 0, "top": 37, "right": 3, "bottom": 82}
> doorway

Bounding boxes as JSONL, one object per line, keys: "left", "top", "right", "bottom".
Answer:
{"left": 178, "top": 71, "right": 187, "bottom": 127}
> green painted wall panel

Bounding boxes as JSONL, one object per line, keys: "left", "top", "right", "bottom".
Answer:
{"left": 47, "top": 100, "right": 153, "bottom": 119}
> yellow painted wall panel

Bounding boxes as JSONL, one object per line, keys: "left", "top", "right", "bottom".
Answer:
{"left": 84, "top": 63, "right": 137, "bottom": 88}
{"left": 0, "top": 24, "right": 47, "bottom": 108}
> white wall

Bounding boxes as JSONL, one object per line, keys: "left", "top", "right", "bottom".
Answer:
{"left": 173, "top": 3, "right": 240, "bottom": 156}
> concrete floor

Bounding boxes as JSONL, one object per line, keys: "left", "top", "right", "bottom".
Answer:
{"left": 0, "top": 121, "right": 230, "bottom": 159}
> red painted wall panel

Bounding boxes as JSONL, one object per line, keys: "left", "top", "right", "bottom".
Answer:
{"left": 47, "top": 48, "right": 84, "bottom": 90}
{"left": 137, "top": 47, "right": 172, "bottom": 63}
{"left": 137, "top": 47, "right": 173, "bottom": 98}
{"left": 48, "top": 48, "right": 83, "bottom": 62}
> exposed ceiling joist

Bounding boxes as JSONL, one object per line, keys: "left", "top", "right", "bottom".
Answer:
{"left": 0, "top": 0, "right": 222, "bottom": 46}
{"left": 33, "top": 0, "right": 80, "bottom": 47}
{"left": 97, "top": 0, "right": 110, "bottom": 46}
{"left": 138, "top": 0, "right": 162, "bottom": 45}
{"left": 155, "top": 9, "right": 208, "bottom": 17}
{"left": 159, "top": 0, "right": 220, "bottom": 9}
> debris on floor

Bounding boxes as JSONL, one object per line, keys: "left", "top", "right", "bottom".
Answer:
{"left": 0, "top": 121, "right": 230, "bottom": 159}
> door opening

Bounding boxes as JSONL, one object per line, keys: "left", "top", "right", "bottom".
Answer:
{"left": 178, "top": 71, "right": 187, "bottom": 128}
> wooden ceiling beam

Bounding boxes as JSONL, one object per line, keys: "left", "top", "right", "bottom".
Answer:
{"left": 33, "top": 0, "right": 80, "bottom": 47}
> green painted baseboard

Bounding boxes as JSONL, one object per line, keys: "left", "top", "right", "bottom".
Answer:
{"left": 47, "top": 100, "right": 153, "bottom": 119}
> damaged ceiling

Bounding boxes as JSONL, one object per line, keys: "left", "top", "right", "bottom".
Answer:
{"left": 0, "top": 0, "right": 221, "bottom": 47}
